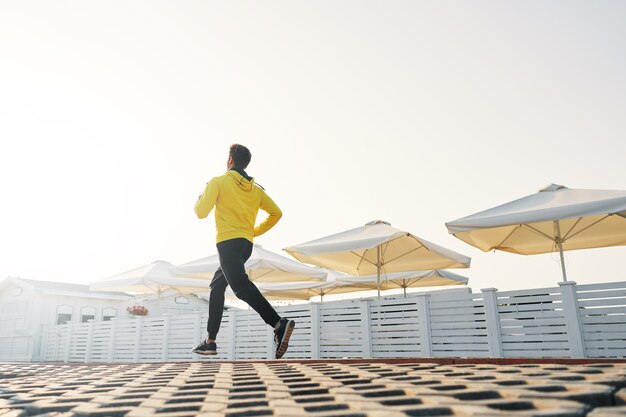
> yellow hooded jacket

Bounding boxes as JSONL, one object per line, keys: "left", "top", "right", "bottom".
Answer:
{"left": 195, "top": 170, "right": 282, "bottom": 243}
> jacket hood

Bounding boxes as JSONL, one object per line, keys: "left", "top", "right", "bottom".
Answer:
{"left": 228, "top": 170, "right": 254, "bottom": 191}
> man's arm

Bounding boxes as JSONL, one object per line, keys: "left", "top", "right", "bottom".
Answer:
{"left": 194, "top": 178, "right": 219, "bottom": 219}
{"left": 254, "top": 191, "right": 282, "bottom": 237}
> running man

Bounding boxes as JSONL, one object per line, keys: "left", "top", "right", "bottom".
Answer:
{"left": 191, "top": 144, "right": 295, "bottom": 359}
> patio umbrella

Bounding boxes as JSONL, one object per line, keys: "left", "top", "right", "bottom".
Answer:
{"left": 336, "top": 269, "right": 469, "bottom": 297}
{"left": 195, "top": 269, "right": 370, "bottom": 302}
{"left": 251, "top": 269, "right": 368, "bottom": 302}
{"left": 200, "top": 269, "right": 467, "bottom": 301}
{"left": 445, "top": 184, "right": 626, "bottom": 281}
{"left": 284, "top": 220, "right": 471, "bottom": 298}
{"left": 229, "top": 280, "right": 349, "bottom": 302}
{"left": 89, "top": 260, "right": 210, "bottom": 313}
{"left": 172, "top": 244, "right": 326, "bottom": 283}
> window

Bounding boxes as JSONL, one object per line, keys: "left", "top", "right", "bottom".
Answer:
{"left": 81, "top": 306, "right": 96, "bottom": 323}
{"left": 11, "top": 287, "right": 23, "bottom": 297}
{"left": 102, "top": 307, "right": 116, "bottom": 321}
{"left": 174, "top": 296, "right": 189, "bottom": 304}
{"left": 56, "top": 305, "right": 73, "bottom": 325}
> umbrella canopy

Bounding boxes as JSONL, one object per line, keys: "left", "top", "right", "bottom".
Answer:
{"left": 217, "top": 269, "right": 371, "bottom": 301}
{"left": 337, "top": 269, "right": 468, "bottom": 297}
{"left": 253, "top": 269, "right": 363, "bottom": 301}
{"left": 89, "top": 260, "right": 210, "bottom": 294}
{"left": 284, "top": 221, "right": 471, "bottom": 275}
{"left": 172, "top": 244, "right": 326, "bottom": 283}
{"left": 233, "top": 280, "right": 346, "bottom": 301}
{"left": 245, "top": 270, "right": 468, "bottom": 301}
{"left": 284, "top": 220, "right": 471, "bottom": 299}
{"left": 195, "top": 282, "right": 340, "bottom": 302}
{"left": 209, "top": 270, "right": 467, "bottom": 302}
{"left": 445, "top": 184, "right": 626, "bottom": 281}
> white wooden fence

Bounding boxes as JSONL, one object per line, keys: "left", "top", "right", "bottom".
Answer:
{"left": 38, "top": 281, "right": 626, "bottom": 362}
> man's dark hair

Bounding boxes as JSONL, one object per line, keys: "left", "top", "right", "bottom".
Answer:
{"left": 229, "top": 144, "right": 252, "bottom": 169}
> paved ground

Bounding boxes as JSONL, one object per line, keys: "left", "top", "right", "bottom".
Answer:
{"left": 3, "top": 360, "right": 626, "bottom": 416}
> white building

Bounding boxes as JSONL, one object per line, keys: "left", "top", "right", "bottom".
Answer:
{"left": 0, "top": 277, "right": 210, "bottom": 361}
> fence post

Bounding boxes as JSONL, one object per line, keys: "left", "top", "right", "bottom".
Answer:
{"left": 193, "top": 313, "right": 202, "bottom": 361}
{"left": 415, "top": 294, "right": 432, "bottom": 357}
{"left": 64, "top": 323, "right": 73, "bottom": 363}
{"left": 55, "top": 327, "right": 62, "bottom": 362}
{"left": 559, "top": 281, "right": 585, "bottom": 358}
{"left": 109, "top": 319, "right": 117, "bottom": 362}
{"left": 162, "top": 316, "right": 170, "bottom": 361}
{"left": 360, "top": 300, "right": 372, "bottom": 358}
{"left": 229, "top": 310, "right": 237, "bottom": 360}
{"left": 481, "top": 288, "right": 503, "bottom": 358}
{"left": 133, "top": 317, "right": 143, "bottom": 362}
{"left": 310, "top": 303, "right": 320, "bottom": 360}
{"left": 267, "top": 323, "right": 275, "bottom": 360}
{"left": 63, "top": 322, "right": 74, "bottom": 362}
{"left": 86, "top": 321, "right": 94, "bottom": 363}
{"left": 39, "top": 325, "right": 48, "bottom": 361}
{"left": 194, "top": 312, "right": 202, "bottom": 342}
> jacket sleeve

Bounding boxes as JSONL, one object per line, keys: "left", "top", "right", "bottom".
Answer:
{"left": 254, "top": 191, "right": 283, "bottom": 237}
{"left": 194, "top": 178, "right": 219, "bottom": 219}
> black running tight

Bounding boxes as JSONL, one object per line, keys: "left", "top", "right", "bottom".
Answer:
{"left": 206, "top": 238, "right": 281, "bottom": 339}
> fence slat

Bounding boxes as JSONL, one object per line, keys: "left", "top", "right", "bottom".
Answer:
{"left": 577, "top": 281, "right": 626, "bottom": 291}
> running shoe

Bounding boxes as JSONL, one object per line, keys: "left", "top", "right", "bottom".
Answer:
{"left": 192, "top": 339, "right": 217, "bottom": 356}
{"left": 274, "top": 318, "right": 295, "bottom": 359}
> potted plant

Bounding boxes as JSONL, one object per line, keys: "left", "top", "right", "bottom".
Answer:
{"left": 126, "top": 305, "right": 149, "bottom": 316}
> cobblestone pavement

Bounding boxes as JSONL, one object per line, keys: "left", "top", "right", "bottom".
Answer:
{"left": 3, "top": 360, "right": 626, "bottom": 417}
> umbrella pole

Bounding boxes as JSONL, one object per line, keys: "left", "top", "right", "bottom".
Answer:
{"left": 403, "top": 280, "right": 407, "bottom": 298}
{"left": 554, "top": 220, "right": 568, "bottom": 282}
{"left": 377, "top": 246, "right": 381, "bottom": 299}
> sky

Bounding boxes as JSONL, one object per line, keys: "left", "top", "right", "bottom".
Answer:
{"left": 1, "top": 1, "right": 625, "bottom": 298}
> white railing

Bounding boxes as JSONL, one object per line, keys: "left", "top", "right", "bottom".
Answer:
{"left": 37, "top": 281, "right": 626, "bottom": 362}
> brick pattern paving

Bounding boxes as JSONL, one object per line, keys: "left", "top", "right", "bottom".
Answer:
{"left": 3, "top": 361, "right": 626, "bottom": 416}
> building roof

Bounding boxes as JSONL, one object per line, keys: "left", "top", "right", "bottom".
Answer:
{"left": 2, "top": 277, "right": 132, "bottom": 299}
{"left": 20, "top": 278, "right": 132, "bottom": 296}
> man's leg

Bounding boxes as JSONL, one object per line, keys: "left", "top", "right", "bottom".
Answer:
{"left": 206, "top": 267, "right": 228, "bottom": 340}
{"left": 217, "top": 238, "right": 281, "bottom": 328}
{"left": 192, "top": 267, "right": 228, "bottom": 355}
